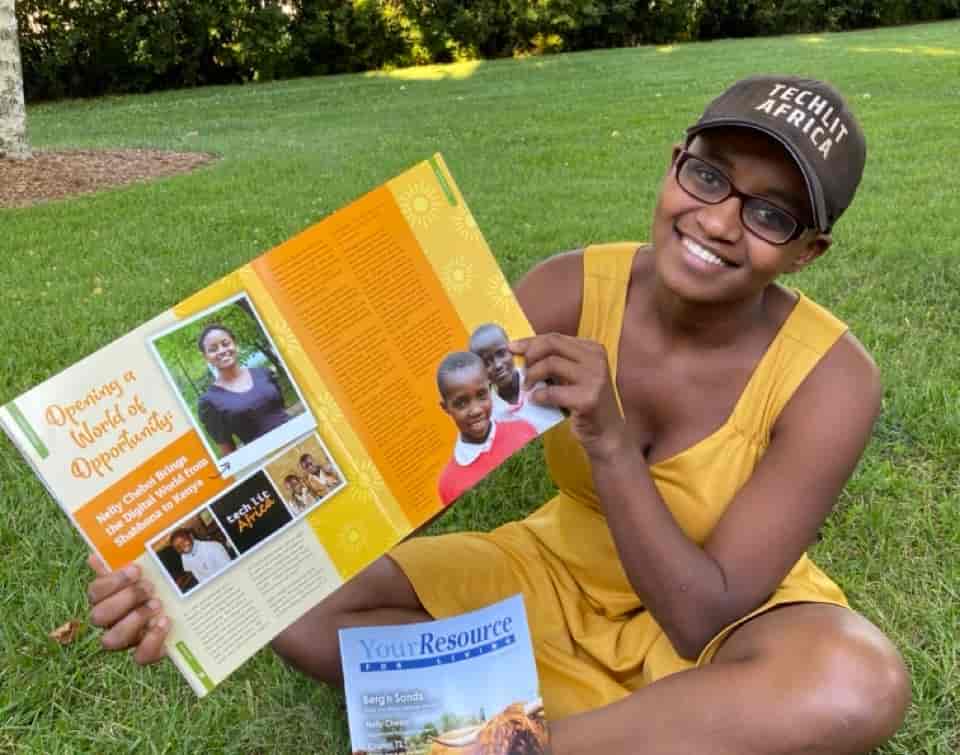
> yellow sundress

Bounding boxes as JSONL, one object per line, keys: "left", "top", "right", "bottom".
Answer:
{"left": 390, "top": 242, "right": 849, "bottom": 719}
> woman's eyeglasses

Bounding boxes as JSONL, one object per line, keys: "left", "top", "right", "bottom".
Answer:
{"left": 675, "top": 151, "right": 808, "bottom": 245}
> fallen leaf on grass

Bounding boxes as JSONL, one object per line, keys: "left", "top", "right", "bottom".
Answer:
{"left": 49, "top": 620, "right": 82, "bottom": 645}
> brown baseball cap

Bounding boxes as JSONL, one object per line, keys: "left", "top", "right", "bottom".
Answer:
{"left": 686, "top": 75, "right": 867, "bottom": 232}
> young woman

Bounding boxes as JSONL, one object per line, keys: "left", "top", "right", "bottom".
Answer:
{"left": 88, "top": 76, "right": 909, "bottom": 755}
{"left": 195, "top": 324, "right": 291, "bottom": 456}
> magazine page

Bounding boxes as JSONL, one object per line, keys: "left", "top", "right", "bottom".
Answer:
{"left": 339, "top": 594, "right": 550, "bottom": 755}
{"left": 0, "top": 155, "right": 564, "bottom": 696}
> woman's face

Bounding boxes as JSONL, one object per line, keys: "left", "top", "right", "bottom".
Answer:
{"left": 201, "top": 329, "right": 238, "bottom": 371}
{"left": 650, "top": 127, "right": 830, "bottom": 305}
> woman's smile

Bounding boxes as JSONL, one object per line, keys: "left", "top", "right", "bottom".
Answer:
{"left": 681, "top": 235, "right": 736, "bottom": 269}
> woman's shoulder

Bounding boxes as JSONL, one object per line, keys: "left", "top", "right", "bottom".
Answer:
{"left": 514, "top": 249, "right": 584, "bottom": 336}
{"left": 775, "top": 288, "right": 876, "bottom": 381}
{"left": 773, "top": 289, "right": 880, "bottom": 436}
{"left": 514, "top": 243, "right": 650, "bottom": 336}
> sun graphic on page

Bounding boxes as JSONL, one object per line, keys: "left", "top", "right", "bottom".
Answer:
{"left": 338, "top": 522, "right": 368, "bottom": 553}
{"left": 397, "top": 180, "right": 442, "bottom": 229}
{"left": 452, "top": 206, "right": 483, "bottom": 242}
{"left": 487, "top": 275, "right": 515, "bottom": 314}
{"left": 442, "top": 255, "right": 474, "bottom": 294}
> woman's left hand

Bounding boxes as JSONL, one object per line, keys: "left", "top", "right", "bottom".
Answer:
{"left": 510, "top": 334, "right": 628, "bottom": 461}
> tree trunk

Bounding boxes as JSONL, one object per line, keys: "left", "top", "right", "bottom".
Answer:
{"left": 0, "top": 0, "right": 30, "bottom": 160}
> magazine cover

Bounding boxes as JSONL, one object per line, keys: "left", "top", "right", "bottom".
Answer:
{"left": 340, "top": 594, "right": 550, "bottom": 755}
{"left": 0, "top": 155, "right": 564, "bottom": 696}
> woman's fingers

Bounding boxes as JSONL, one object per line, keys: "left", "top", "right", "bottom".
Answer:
{"left": 527, "top": 382, "right": 580, "bottom": 410}
{"left": 88, "top": 552, "right": 110, "bottom": 578}
{"left": 512, "top": 333, "right": 600, "bottom": 368}
{"left": 100, "top": 599, "right": 162, "bottom": 649}
{"left": 131, "top": 616, "right": 170, "bottom": 665}
{"left": 101, "top": 602, "right": 169, "bottom": 664}
{"left": 514, "top": 334, "right": 613, "bottom": 411}
{"left": 86, "top": 551, "right": 169, "bottom": 664}
{"left": 522, "top": 353, "right": 583, "bottom": 390}
{"left": 87, "top": 559, "right": 139, "bottom": 604}
{"left": 89, "top": 577, "right": 155, "bottom": 629}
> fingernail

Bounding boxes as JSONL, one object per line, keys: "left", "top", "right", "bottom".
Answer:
{"left": 140, "top": 581, "right": 155, "bottom": 595}
{"left": 147, "top": 599, "right": 161, "bottom": 611}
{"left": 122, "top": 565, "right": 139, "bottom": 581}
{"left": 155, "top": 617, "right": 169, "bottom": 630}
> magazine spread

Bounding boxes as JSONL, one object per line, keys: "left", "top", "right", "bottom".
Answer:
{"left": 340, "top": 594, "right": 550, "bottom": 754}
{"left": 1, "top": 155, "right": 563, "bottom": 696}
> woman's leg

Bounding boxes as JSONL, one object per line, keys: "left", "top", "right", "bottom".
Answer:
{"left": 271, "top": 560, "right": 909, "bottom": 754}
{"left": 270, "top": 554, "right": 430, "bottom": 685}
{"left": 550, "top": 604, "right": 909, "bottom": 755}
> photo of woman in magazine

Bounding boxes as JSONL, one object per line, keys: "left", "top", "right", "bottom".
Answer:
{"left": 150, "top": 293, "right": 316, "bottom": 475}
{"left": 195, "top": 322, "right": 293, "bottom": 456}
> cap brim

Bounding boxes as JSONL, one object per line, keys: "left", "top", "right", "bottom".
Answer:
{"left": 685, "top": 118, "right": 829, "bottom": 233}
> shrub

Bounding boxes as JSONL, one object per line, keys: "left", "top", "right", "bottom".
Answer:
{"left": 15, "top": 0, "right": 960, "bottom": 102}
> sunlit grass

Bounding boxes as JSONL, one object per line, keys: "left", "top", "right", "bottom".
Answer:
{"left": 366, "top": 60, "right": 483, "bottom": 80}
{"left": 850, "top": 44, "right": 960, "bottom": 56}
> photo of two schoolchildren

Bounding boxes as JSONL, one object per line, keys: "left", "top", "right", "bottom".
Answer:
{"left": 435, "top": 323, "right": 563, "bottom": 507}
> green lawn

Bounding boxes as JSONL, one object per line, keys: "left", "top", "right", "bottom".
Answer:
{"left": 2, "top": 19, "right": 959, "bottom": 754}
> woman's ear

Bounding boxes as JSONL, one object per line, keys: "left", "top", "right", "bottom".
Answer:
{"left": 790, "top": 233, "right": 832, "bottom": 272}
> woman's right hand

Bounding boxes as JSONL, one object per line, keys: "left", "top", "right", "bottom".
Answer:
{"left": 87, "top": 554, "right": 169, "bottom": 665}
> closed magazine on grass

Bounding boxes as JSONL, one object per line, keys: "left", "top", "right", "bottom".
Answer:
{"left": 1, "top": 155, "right": 563, "bottom": 696}
{"left": 340, "top": 594, "right": 550, "bottom": 755}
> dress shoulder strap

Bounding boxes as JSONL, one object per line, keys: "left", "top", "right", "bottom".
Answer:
{"left": 578, "top": 243, "right": 643, "bottom": 380}
{"left": 732, "top": 292, "right": 849, "bottom": 445}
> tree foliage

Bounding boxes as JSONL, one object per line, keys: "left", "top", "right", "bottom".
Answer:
{"left": 16, "top": 0, "right": 960, "bottom": 101}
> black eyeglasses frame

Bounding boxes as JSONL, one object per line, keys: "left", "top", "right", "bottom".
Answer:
{"left": 674, "top": 150, "right": 810, "bottom": 246}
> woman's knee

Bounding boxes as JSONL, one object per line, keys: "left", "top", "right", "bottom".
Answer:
{"left": 269, "top": 597, "right": 341, "bottom": 678}
{"left": 269, "top": 555, "right": 424, "bottom": 680}
{"left": 329, "top": 554, "right": 416, "bottom": 609}
{"left": 818, "top": 638, "right": 910, "bottom": 747}
{"left": 718, "top": 605, "right": 910, "bottom": 752}
{"left": 802, "top": 625, "right": 910, "bottom": 748}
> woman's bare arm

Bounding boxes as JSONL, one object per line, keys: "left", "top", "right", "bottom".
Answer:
{"left": 514, "top": 251, "right": 881, "bottom": 658}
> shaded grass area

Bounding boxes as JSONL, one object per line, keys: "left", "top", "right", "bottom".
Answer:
{"left": 2, "top": 19, "right": 959, "bottom": 754}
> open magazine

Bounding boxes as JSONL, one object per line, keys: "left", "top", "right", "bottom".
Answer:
{"left": 1, "top": 155, "right": 563, "bottom": 695}
{"left": 340, "top": 594, "right": 550, "bottom": 755}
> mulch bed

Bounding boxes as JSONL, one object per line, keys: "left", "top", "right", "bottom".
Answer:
{"left": 0, "top": 149, "right": 219, "bottom": 208}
